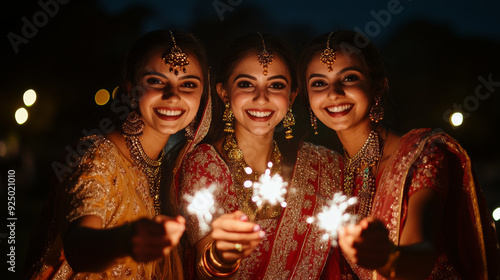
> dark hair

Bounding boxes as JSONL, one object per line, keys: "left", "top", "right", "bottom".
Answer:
{"left": 298, "top": 30, "right": 388, "bottom": 109}
{"left": 116, "top": 30, "right": 210, "bottom": 128}
{"left": 204, "top": 33, "right": 298, "bottom": 144}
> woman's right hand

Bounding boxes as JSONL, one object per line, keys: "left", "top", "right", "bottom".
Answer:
{"left": 211, "top": 210, "right": 265, "bottom": 262}
{"left": 129, "top": 215, "right": 186, "bottom": 262}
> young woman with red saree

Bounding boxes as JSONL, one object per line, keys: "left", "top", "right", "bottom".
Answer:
{"left": 174, "top": 33, "right": 342, "bottom": 279}
{"left": 301, "top": 30, "right": 499, "bottom": 279}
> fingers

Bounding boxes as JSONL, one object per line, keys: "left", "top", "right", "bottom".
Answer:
{"left": 129, "top": 216, "right": 187, "bottom": 262}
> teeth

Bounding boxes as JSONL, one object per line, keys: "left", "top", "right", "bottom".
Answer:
{"left": 326, "top": 104, "right": 353, "bottom": 113}
{"left": 156, "top": 109, "right": 183, "bottom": 116}
{"left": 247, "top": 110, "right": 272, "bottom": 117}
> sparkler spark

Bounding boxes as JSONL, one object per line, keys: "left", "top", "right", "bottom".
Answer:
{"left": 185, "top": 184, "right": 217, "bottom": 234}
{"left": 307, "top": 192, "right": 358, "bottom": 246}
{"left": 251, "top": 165, "right": 288, "bottom": 209}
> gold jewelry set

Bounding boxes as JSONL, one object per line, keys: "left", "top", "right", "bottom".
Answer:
{"left": 342, "top": 130, "right": 382, "bottom": 220}
{"left": 162, "top": 30, "right": 189, "bottom": 75}
{"left": 222, "top": 131, "right": 283, "bottom": 220}
{"left": 122, "top": 111, "right": 164, "bottom": 216}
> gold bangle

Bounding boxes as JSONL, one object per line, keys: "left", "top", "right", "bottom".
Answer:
{"left": 378, "top": 244, "right": 401, "bottom": 278}
{"left": 198, "top": 241, "right": 241, "bottom": 278}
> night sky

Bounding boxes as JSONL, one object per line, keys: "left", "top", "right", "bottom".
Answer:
{"left": 2, "top": 0, "right": 500, "bottom": 277}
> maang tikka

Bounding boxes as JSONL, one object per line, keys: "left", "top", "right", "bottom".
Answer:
{"left": 320, "top": 32, "right": 336, "bottom": 72}
{"left": 162, "top": 30, "right": 189, "bottom": 75}
{"left": 257, "top": 32, "right": 273, "bottom": 76}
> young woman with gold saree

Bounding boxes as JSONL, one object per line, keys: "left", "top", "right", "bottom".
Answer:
{"left": 300, "top": 30, "right": 499, "bottom": 279}
{"left": 174, "top": 33, "right": 342, "bottom": 279}
{"left": 26, "top": 30, "right": 211, "bottom": 279}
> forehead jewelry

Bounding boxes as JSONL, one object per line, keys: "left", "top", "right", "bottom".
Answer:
{"left": 257, "top": 32, "right": 273, "bottom": 76}
{"left": 320, "top": 32, "right": 336, "bottom": 72}
{"left": 162, "top": 30, "right": 189, "bottom": 75}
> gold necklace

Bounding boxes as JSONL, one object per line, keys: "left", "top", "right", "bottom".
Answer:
{"left": 124, "top": 134, "right": 164, "bottom": 215}
{"left": 222, "top": 133, "right": 282, "bottom": 220}
{"left": 343, "top": 130, "right": 382, "bottom": 220}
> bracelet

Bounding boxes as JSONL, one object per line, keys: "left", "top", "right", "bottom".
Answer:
{"left": 198, "top": 241, "right": 241, "bottom": 278}
{"left": 378, "top": 244, "right": 401, "bottom": 278}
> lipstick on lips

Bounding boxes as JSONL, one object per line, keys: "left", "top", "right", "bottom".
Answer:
{"left": 154, "top": 107, "right": 185, "bottom": 121}
{"left": 245, "top": 109, "right": 274, "bottom": 122}
{"left": 325, "top": 103, "right": 353, "bottom": 117}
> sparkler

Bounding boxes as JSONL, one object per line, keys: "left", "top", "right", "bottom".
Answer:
{"left": 307, "top": 192, "right": 358, "bottom": 246}
{"left": 184, "top": 184, "right": 217, "bottom": 234}
{"left": 248, "top": 162, "right": 288, "bottom": 220}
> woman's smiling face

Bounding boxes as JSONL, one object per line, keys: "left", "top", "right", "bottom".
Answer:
{"left": 136, "top": 51, "right": 204, "bottom": 136}
{"left": 307, "top": 50, "right": 374, "bottom": 133}
{"left": 218, "top": 53, "right": 292, "bottom": 138}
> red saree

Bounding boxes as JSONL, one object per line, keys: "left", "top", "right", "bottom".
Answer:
{"left": 175, "top": 142, "right": 342, "bottom": 279}
{"left": 341, "top": 128, "right": 499, "bottom": 279}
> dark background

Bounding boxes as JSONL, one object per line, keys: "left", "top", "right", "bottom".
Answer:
{"left": 1, "top": 0, "right": 499, "bottom": 277}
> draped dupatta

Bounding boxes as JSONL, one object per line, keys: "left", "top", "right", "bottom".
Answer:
{"left": 350, "top": 128, "right": 499, "bottom": 280}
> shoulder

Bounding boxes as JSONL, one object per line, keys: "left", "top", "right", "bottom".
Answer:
{"left": 184, "top": 143, "right": 221, "bottom": 163}
{"left": 300, "top": 141, "right": 342, "bottom": 161}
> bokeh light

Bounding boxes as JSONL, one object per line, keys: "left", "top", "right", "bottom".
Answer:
{"left": 95, "top": 89, "right": 110, "bottom": 105}
{"left": 23, "top": 89, "right": 37, "bottom": 107}
{"left": 112, "top": 86, "right": 119, "bottom": 99}
{"left": 493, "top": 208, "right": 500, "bottom": 221}
{"left": 450, "top": 112, "right": 463, "bottom": 126}
{"left": 15, "top": 108, "right": 28, "bottom": 124}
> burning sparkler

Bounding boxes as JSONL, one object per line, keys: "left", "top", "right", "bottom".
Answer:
{"left": 307, "top": 192, "right": 358, "bottom": 246}
{"left": 185, "top": 184, "right": 217, "bottom": 234}
{"left": 248, "top": 162, "right": 288, "bottom": 220}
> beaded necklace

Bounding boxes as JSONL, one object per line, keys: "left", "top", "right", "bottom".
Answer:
{"left": 343, "top": 130, "right": 383, "bottom": 220}
{"left": 222, "top": 133, "right": 282, "bottom": 220}
{"left": 124, "top": 134, "right": 164, "bottom": 216}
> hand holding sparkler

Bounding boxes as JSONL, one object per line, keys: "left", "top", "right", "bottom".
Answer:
{"left": 338, "top": 218, "right": 393, "bottom": 269}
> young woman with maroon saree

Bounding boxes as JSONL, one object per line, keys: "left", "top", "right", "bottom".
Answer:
{"left": 301, "top": 30, "right": 499, "bottom": 279}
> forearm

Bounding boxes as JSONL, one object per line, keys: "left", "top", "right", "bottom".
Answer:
{"left": 377, "top": 242, "right": 437, "bottom": 280}
{"left": 63, "top": 223, "right": 131, "bottom": 272}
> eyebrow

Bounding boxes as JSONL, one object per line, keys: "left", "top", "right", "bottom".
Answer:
{"left": 308, "top": 66, "right": 364, "bottom": 81}
{"left": 233, "top": 74, "right": 289, "bottom": 84}
{"left": 144, "top": 72, "right": 202, "bottom": 82}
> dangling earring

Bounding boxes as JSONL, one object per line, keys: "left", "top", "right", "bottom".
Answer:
{"left": 309, "top": 107, "right": 318, "bottom": 135}
{"left": 122, "top": 111, "right": 144, "bottom": 136}
{"left": 130, "top": 97, "right": 138, "bottom": 109}
{"left": 223, "top": 102, "right": 234, "bottom": 134}
{"left": 185, "top": 118, "right": 197, "bottom": 139}
{"left": 283, "top": 105, "right": 295, "bottom": 139}
{"left": 369, "top": 96, "right": 384, "bottom": 123}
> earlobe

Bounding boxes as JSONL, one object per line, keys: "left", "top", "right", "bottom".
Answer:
{"left": 216, "top": 83, "right": 229, "bottom": 102}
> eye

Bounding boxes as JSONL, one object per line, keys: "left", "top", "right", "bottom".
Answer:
{"left": 310, "top": 80, "right": 327, "bottom": 87}
{"left": 237, "top": 81, "right": 253, "bottom": 88}
{"left": 269, "top": 82, "right": 286, "bottom": 90}
{"left": 146, "top": 77, "right": 163, "bottom": 85}
{"left": 181, "top": 81, "right": 198, "bottom": 88}
{"left": 343, "top": 74, "right": 360, "bottom": 82}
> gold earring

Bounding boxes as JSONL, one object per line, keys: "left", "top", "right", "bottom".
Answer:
{"left": 369, "top": 96, "right": 384, "bottom": 123}
{"left": 122, "top": 111, "right": 145, "bottom": 136}
{"left": 283, "top": 106, "right": 295, "bottom": 139}
{"left": 309, "top": 107, "right": 318, "bottom": 135}
{"left": 223, "top": 102, "right": 234, "bottom": 134}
